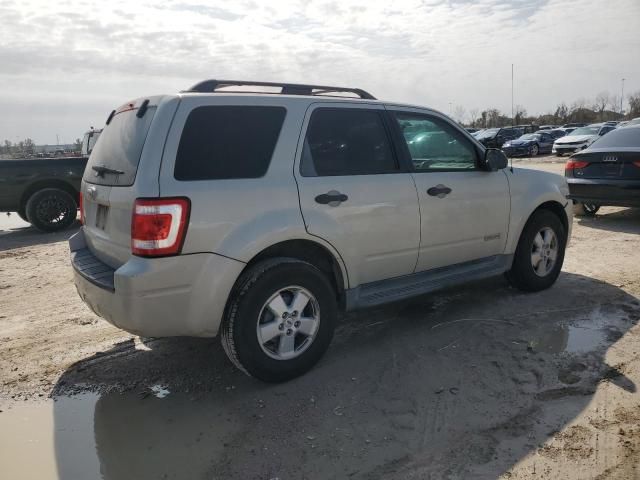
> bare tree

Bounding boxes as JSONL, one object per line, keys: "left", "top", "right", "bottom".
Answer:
{"left": 23, "top": 138, "right": 35, "bottom": 154}
{"left": 453, "top": 105, "right": 466, "bottom": 124}
{"left": 628, "top": 90, "right": 640, "bottom": 118}
{"left": 593, "top": 91, "right": 610, "bottom": 120}
{"left": 609, "top": 94, "right": 621, "bottom": 114}
{"left": 554, "top": 103, "right": 569, "bottom": 123}
{"left": 514, "top": 105, "right": 527, "bottom": 124}
{"left": 485, "top": 108, "right": 501, "bottom": 128}
{"left": 468, "top": 108, "right": 480, "bottom": 127}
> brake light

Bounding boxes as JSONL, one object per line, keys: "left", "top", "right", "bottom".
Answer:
{"left": 79, "top": 193, "right": 84, "bottom": 225}
{"left": 565, "top": 160, "right": 590, "bottom": 170}
{"left": 131, "top": 198, "right": 190, "bottom": 257}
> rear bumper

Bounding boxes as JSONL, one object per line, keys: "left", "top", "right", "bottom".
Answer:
{"left": 69, "top": 228, "right": 245, "bottom": 337}
{"left": 567, "top": 178, "right": 640, "bottom": 207}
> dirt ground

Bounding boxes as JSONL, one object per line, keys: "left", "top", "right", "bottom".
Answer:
{"left": 1, "top": 158, "right": 639, "bottom": 479}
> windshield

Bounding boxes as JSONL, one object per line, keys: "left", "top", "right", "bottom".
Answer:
{"left": 518, "top": 134, "right": 539, "bottom": 141}
{"left": 570, "top": 126, "right": 600, "bottom": 136}
{"left": 589, "top": 127, "right": 640, "bottom": 149}
{"left": 476, "top": 128, "right": 499, "bottom": 139}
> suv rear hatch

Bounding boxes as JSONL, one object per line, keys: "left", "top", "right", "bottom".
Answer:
{"left": 82, "top": 96, "right": 172, "bottom": 268}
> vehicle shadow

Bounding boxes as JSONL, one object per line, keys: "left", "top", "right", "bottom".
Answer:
{"left": 0, "top": 222, "right": 79, "bottom": 252}
{"left": 575, "top": 207, "right": 640, "bottom": 235}
{"left": 51, "top": 272, "right": 640, "bottom": 479}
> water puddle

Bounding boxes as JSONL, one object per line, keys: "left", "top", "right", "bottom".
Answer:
{"left": 0, "top": 391, "right": 243, "bottom": 480}
{"left": 530, "top": 307, "right": 620, "bottom": 354}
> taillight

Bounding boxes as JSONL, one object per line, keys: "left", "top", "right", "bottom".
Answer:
{"left": 633, "top": 161, "right": 640, "bottom": 168}
{"left": 131, "top": 198, "right": 190, "bottom": 257}
{"left": 79, "top": 193, "right": 84, "bottom": 225}
{"left": 565, "top": 160, "right": 590, "bottom": 170}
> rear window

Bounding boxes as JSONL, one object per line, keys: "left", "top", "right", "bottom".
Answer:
{"left": 84, "top": 106, "right": 156, "bottom": 186}
{"left": 174, "top": 106, "right": 286, "bottom": 181}
{"left": 590, "top": 127, "right": 640, "bottom": 148}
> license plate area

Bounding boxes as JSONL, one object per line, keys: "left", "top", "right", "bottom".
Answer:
{"left": 95, "top": 204, "right": 109, "bottom": 230}
{"left": 602, "top": 163, "right": 622, "bottom": 177}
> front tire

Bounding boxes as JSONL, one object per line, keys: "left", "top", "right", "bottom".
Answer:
{"left": 25, "top": 188, "right": 77, "bottom": 232}
{"left": 221, "top": 258, "right": 337, "bottom": 382}
{"left": 573, "top": 202, "right": 600, "bottom": 216}
{"left": 506, "top": 210, "right": 567, "bottom": 292}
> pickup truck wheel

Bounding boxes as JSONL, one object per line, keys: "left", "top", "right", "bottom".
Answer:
{"left": 25, "top": 188, "right": 77, "bottom": 232}
{"left": 573, "top": 202, "right": 600, "bottom": 216}
{"left": 221, "top": 258, "right": 337, "bottom": 382}
{"left": 506, "top": 210, "right": 566, "bottom": 292}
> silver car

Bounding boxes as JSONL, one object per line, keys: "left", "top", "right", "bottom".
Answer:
{"left": 71, "top": 80, "right": 572, "bottom": 381}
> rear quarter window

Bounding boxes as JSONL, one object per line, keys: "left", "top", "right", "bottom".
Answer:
{"left": 174, "top": 106, "right": 286, "bottom": 181}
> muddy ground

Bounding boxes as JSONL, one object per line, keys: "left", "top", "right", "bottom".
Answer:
{"left": 1, "top": 158, "right": 639, "bottom": 479}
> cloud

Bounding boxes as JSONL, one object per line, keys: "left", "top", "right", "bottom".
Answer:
{"left": 0, "top": 0, "right": 639, "bottom": 142}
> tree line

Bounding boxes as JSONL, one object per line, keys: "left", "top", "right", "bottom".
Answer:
{"left": 1, "top": 138, "right": 82, "bottom": 157}
{"left": 452, "top": 90, "right": 640, "bottom": 128}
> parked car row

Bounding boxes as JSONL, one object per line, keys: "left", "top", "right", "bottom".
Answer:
{"left": 471, "top": 122, "right": 619, "bottom": 158}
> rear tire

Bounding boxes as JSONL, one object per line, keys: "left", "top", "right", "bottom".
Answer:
{"left": 573, "top": 202, "right": 600, "bottom": 216}
{"left": 221, "top": 258, "right": 337, "bottom": 382}
{"left": 506, "top": 210, "right": 567, "bottom": 292}
{"left": 25, "top": 188, "right": 77, "bottom": 232}
{"left": 529, "top": 144, "right": 539, "bottom": 156}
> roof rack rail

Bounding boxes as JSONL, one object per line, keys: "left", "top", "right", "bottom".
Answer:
{"left": 183, "top": 79, "right": 376, "bottom": 100}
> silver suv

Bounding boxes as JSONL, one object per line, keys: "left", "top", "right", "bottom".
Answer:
{"left": 70, "top": 80, "right": 572, "bottom": 382}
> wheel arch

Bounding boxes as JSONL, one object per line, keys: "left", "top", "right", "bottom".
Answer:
{"left": 237, "top": 239, "right": 348, "bottom": 308}
{"left": 20, "top": 179, "right": 79, "bottom": 211}
{"left": 532, "top": 200, "right": 569, "bottom": 235}
{"left": 510, "top": 200, "right": 569, "bottom": 254}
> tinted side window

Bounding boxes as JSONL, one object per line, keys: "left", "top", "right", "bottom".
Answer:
{"left": 301, "top": 109, "right": 397, "bottom": 177}
{"left": 394, "top": 113, "right": 477, "bottom": 171}
{"left": 175, "top": 106, "right": 286, "bottom": 181}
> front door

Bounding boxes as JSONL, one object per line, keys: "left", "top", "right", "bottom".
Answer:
{"left": 389, "top": 109, "right": 511, "bottom": 272}
{"left": 295, "top": 104, "right": 421, "bottom": 287}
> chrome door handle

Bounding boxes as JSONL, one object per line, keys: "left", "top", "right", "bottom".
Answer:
{"left": 315, "top": 190, "right": 348, "bottom": 206}
{"left": 427, "top": 185, "right": 452, "bottom": 198}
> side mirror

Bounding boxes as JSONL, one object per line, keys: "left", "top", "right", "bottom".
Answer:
{"left": 483, "top": 148, "right": 508, "bottom": 171}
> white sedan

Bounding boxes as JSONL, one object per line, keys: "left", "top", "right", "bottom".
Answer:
{"left": 553, "top": 124, "right": 616, "bottom": 156}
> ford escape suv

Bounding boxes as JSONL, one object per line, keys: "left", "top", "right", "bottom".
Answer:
{"left": 70, "top": 80, "right": 572, "bottom": 382}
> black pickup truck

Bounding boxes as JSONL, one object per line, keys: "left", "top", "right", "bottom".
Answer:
{"left": 0, "top": 130, "right": 100, "bottom": 232}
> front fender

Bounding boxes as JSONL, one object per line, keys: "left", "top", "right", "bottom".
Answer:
{"left": 505, "top": 167, "right": 572, "bottom": 254}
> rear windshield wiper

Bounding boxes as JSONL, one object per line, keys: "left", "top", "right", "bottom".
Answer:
{"left": 92, "top": 165, "right": 125, "bottom": 177}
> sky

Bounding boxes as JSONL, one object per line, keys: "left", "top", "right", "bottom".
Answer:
{"left": 1, "top": 0, "right": 639, "bottom": 144}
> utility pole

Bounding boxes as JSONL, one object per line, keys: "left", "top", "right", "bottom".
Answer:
{"left": 448, "top": 102, "right": 452, "bottom": 116}
{"left": 511, "top": 64, "right": 514, "bottom": 127}
{"left": 621, "top": 78, "right": 625, "bottom": 116}
{"left": 56, "top": 134, "right": 60, "bottom": 146}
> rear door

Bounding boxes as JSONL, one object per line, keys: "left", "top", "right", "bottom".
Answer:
{"left": 295, "top": 104, "right": 420, "bottom": 287}
{"left": 389, "top": 108, "right": 510, "bottom": 272}
{"left": 82, "top": 96, "right": 176, "bottom": 268}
